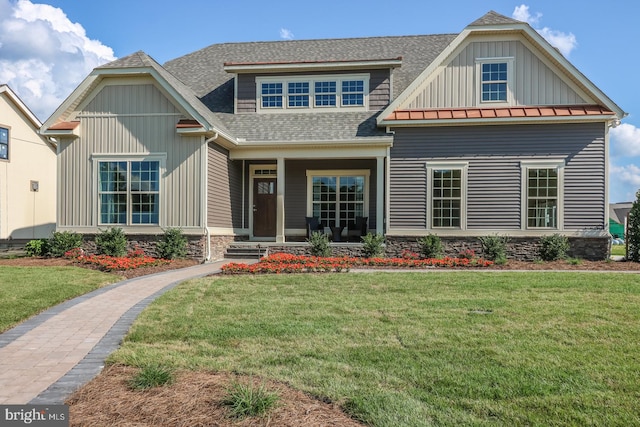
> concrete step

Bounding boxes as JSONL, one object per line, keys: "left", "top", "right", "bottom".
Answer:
{"left": 224, "top": 245, "right": 268, "bottom": 259}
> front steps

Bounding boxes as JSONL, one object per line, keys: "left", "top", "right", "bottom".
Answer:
{"left": 224, "top": 244, "right": 268, "bottom": 259}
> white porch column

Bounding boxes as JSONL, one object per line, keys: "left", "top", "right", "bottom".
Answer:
{"left": 376, "top": 156, "right": 385, "bottom": 235}
{"left": 276, "top": 157, "right": 285, "bottom": 242}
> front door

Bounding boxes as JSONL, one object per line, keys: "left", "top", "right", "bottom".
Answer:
{"left": 253, "top": 178, "right": 277, "bottom": 237}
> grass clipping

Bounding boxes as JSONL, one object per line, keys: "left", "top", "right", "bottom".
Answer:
{"left": 67, "top": 365, "right": 363, "bottom": 426}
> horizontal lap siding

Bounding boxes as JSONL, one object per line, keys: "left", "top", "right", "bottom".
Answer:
{"left": 390, "top": 123, "right": 605, "bottom": 230}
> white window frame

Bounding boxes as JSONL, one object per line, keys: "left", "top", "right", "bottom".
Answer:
{"left": 475, "top": 57, "right": 514, "bottom": 105}
{"left": 93, "top": 154, "right": 166, "bottom": 227}
{"left": 257, "top": 74, "right": 369, "bottom": 113}
{"left": 521, "top": 160, "right": 565, "bottom": 230}
{"left": 426, "top": 161, "right": 468, "bottom": 230}
{"left": 306, "top": 169, "right": 370, "bottom": 228}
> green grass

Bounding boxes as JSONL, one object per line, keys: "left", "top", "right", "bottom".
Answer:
{"left": 611, "top": 245, "right": 626, "bottom": 256}
{"left": 223, "top": 378, "right": 280, "bottom": 418}
{"left": 0, "top": 266, "right": 119, "bottom": 332}
{"left": 128, "top": 364, "right": 174, "bottom": 390}
{"left": 111, "top": 272, "right": 640, "bottom": 426}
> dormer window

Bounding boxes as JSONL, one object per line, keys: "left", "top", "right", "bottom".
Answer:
{"left": 476, "top": 57, "right": 514, "bottom": 105}
{"left": 257, "top": 74, "right": 368, "bottom": 113}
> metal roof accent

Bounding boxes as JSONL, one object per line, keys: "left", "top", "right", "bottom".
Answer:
{"left": 384, "top": 105, "right": 615, "bottom": 121}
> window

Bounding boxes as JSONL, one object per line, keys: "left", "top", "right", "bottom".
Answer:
{"left": 0, "top": 127, "right": 8, "bottom": 160}
{"left": 521, "top": 160, "right": 564, "bottom": 229}
{"left": 257, "top": 74, "right": 368, "bottom": 112}
{"left": 427, "top": 162, "right": 467, "bottom": 229}
{"left": 476, "top": 58, "right": 513, "bottom": 104}
{"left": 98, "top": 160, "right": 160, "bottom": 225}
{"left": 307, "top": 170, "right": 369, "bottom": 228}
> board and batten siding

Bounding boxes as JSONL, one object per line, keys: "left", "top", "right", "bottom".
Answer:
{"left": 58, "top": 83, "right": 204, "bottom": 229}
{"left": 389, "top": 123, "right": 606, "bottom": 231}
{"left": 236, "top": 69, "right": 391, "bottom": 113}
{"left": 207, "top": 142, "right": 243, "bottom": 229}
{"left": 407, "top": 40, "right": 588, "bottom": 109}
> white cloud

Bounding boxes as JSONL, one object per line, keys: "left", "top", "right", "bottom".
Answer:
{"left": 610, "top": 163, "right": 640, "bottom": 202}
{"left": 611, "top": 123, "right": 640, "bottom": 158}
{"left": 0, "top": 0, "right": 115, "bottom": 121}
{"left": 512, "top": 4, "right": 577, "bottom": 56}
{"left": 280, "top": 28, "right": 294, "bottom": 40}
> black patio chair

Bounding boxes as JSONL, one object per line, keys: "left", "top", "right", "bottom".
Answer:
{"left": 306, "top": 216, "right": 323, "bottom": 238}
{"left": 347, "top": 216, "right": 368, "bottom": 241}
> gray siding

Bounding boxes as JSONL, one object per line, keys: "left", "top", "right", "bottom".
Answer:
{"left": 235, "top": 69, "right": 391, "bottom": 113}
{"left": 207, "top": 143, "right": 243, "bottom": 228}
{"left": 390, "top": 123, "right": 605, "bottom": 230}
{"left": 58, "top": 82, "right": 204, "bottom": 229}
{"left": 407, "top": 40, "right": 588, "bottom": 109}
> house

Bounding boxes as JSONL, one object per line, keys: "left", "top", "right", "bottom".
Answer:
{"left": 609, "top": 202, "right": 632, "bottom": 239}
{"left": 41, "top": 11, "right": 625, "bottom": 261}
{"left": 0, "top": 84, "right": 57, "bottom": 243}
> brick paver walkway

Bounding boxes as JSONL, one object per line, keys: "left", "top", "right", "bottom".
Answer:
{"left": 0, "top": 260, "right": 254, "bottom": 404}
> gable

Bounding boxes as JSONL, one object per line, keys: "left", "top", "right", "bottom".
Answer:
{"left": 403, "top": 36, "right": 591, "bottom": 110}
{"left": 82, "top": 79, "right": 183, "bottom": 116}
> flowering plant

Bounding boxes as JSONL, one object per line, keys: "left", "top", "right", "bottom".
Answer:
{"left": 65, "top": 247, "right": 169, "bottom": 271}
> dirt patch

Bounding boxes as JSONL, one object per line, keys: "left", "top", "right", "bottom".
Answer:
{"left": 489, "top": 259, "right": 640, "bottom": 271}
{"left": 66, "top": 365, "right": 363, "bottom": 427}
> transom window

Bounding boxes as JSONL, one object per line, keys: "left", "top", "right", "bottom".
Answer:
{"left": 432, "top": 169, "right": 462, "bottom": 228}
{"left": 0, "top": 127, "right": 8, "bottom": 160}
{"left": 527, "top": 168, "right": 558, "bottom": 228}
{"left": 98, "top": 160, "right": 160, "bottom": 225}
{"left": 258, "top": 75, "right": 368, "bottom": 112}
{"left": 308, "top": 171, "right": 369, "bottom": 228}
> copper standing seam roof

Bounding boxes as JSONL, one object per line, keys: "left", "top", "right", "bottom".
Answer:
{"left": 384, "top": 105, "right": 615, "bottom": 121}
{"left": 47, "top": 121, "right": 80, "bottom": 130}
{"left": 175, "top": 119, "right": 202, "bottom": 128}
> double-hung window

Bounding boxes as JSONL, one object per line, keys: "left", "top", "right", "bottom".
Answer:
{"left": 0, "top": 127, "right": 8, "bottom": 160}
{"left": 98, "top": 159, "right": 161, "bottom": 225}
{"left": 261, "top": 82, "right": 283, "bottom": 108}
{"left": 477, "top": 58, "right": 513, "bottom": 104}
{"left": 307, "top": 170, "right": 369, "bottom": 228}
{"left": 288, "top": 82, "right": 309, "bottom": 107}
{"left": 427, "top": 162, "right": 468, "bottom": 229}
{"left": 315, "top": 81, "right": 337, "bottom": 107}
{"left": 342, "top": 80, "right": 364, "bottom": 106}
{"left": 521, "top": 160, "right": 564, "bottom": 229}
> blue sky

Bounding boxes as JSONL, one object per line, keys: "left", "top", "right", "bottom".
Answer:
{"left": 1, "top": 0, "right": 639, "bottom": 202}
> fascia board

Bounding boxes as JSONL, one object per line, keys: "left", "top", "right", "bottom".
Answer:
{"left": 40, "top": 72, "right": 100, "bottom": 131}
{"left": 0, "top": 85, "right": 43, "bottom": 128}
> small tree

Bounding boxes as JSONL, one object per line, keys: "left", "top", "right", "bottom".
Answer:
{"left": 157, "top": 228, "right": 188, "bottom": 259}
{"left": 361, "top": 233, "right": 385, "bottom": 258}
{"left": 307, "top": 231, "right": 331, "bottom": 257}
{"left": 627, "top": 189, "right": 640, "bottom": 262}
{"left": 417, "top": 234, "right": 443, "bottom": 259}
{"left": 95, "top": 227, "right": 127, "bottom": 257}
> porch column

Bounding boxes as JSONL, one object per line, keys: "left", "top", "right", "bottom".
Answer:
{"left": 276, "top": 157, "right": 285, "bottom": 243}
{"left": 376, "top": 156, "right": 385, "bottom": 235}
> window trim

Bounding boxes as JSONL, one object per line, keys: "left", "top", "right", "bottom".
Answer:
{"left": 520, "top": 160, "right": 565, "bottom": 230}
{"left": 92, "top": 154, "right": 166, "bottom": 227}
{"left": 306, "top": 169, "right": 370, "bottom": 228}
{"left": 0, "top": 126, "right": 9, "bottom": 161}
{"left": 426, "top": 161, "right": 468, "bottom": 230}
{"left": 257, "top": 74, "right": 369, "bottom": 113}
{"left": 475, "top": 57, "right": 514, "bottom": 105}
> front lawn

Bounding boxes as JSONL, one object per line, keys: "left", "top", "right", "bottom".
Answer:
{"left": 611, "top": 244, "right": 626, "bottom": 256}
{"left": 0, "top": 266, "right": 118, "bottom": 332}
{"left": 110, "top": 272, "right": 640, "bottom": 426}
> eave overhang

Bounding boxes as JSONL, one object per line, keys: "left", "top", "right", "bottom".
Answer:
{"left": 224, "top": 57, "right": 403, "bottom": 74}
{"left": 41, "top": 120, "right": 81, "bottom": 139}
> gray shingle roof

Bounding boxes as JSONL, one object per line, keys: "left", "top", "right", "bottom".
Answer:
{"left": 468, "top": 11, "right": 523, "bottom": 26}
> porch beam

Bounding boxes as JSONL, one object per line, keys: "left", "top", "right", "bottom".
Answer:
{"left": 376, "top": 156, "right": 385, "bottom": 235}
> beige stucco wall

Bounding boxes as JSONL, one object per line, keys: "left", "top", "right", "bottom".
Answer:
{"left": 0, "top": 93, "right": 56, "bottom": 239}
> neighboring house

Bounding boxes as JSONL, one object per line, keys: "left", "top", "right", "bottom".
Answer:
{"left": 0, "top": 84, "right": 56, "bottom": 241}
{"left": 41, "top": 11, "right": 626, "bottom": 260}
{"left": 609, "top": 202, "right": 632, "bottom": 239}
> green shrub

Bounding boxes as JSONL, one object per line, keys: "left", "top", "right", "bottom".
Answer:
{"left": 538, "top": 234, "right": 570, "bottom": 261}
{"left": 307, "top": 231, "right": 331, "bottom": 257}
{"left": 478, "top": 234, "right": 509, "bottom": 264}
{"left": 25, "top": 239, "right": 48, "bottom": 257}
{"left": 95, "top": 227, "right": 127, "bottom": 257}
{"left": 156, "top": 228, "right": 188, "bottom": 259}
{"left": 627, "top": 190, "right": 640, "bottom": 262}
{"left": 48, "top": 231, "right": 83, "bottom": 257}
{"left": 361, "top": 233, "right": 385, "bottom": 258}
{"left": 128, "top": 365, "right": 174, "bottom": 390}
{"left": 223, "top": 378, "right": 279, "bottom": 418}
{"left": 418, "top": 234, "right": 443, "bottom": 259}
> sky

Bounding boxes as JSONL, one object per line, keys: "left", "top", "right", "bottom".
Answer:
{"left": 1, "top": 0, "right": 639, "bottom": 203}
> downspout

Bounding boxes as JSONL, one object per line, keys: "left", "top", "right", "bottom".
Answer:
{"left": 203, "top": 132, "right": 219, "bottom": 261}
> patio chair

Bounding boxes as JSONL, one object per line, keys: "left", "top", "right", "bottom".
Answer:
{"left": 306, "top": 216, "right": 323, "bottom": 238}
{"left": 347, "top": 216, "right": 368, "bottom": 241}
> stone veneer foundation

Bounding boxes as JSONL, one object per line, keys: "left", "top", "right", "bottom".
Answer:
{"left": 81, "top": 234, "right": 207, "bottom": 260}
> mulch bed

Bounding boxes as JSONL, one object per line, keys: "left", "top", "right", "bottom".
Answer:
{"left": 66, "top": 365, "right": 364, "bottom": 427}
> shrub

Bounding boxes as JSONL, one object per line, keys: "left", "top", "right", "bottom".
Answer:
{"left": 48, "top": 231, "right": 83, "bottom": 257}
{"left": 95, "top": 227, "right": 127, "bottom": 257}
{"left": 417, "top": 234, "right": 443, "bottom": 259}
{"left": 538, "top": 234, "right": 570, "bottom": 261}
{"left": 128, "top": 365, "right": 174, "bottom": 390}
{"left": 156, "top": 228, "right": 188, "bottom": 259}
{"left": 307, "top": 231, "right": 331, "bottom": 257}
{"left": 25, "top": 239, "right": 48, "bottom": 257}
{"left": 361, "top": 233, "right": 385, "bottom": 258}
{"left": 627, "top": 189, "right": 640, "bottom": 262}
{"left": 478, "top": 234, "right": 509, "bottom": 264}
{"left": 223, "top": 378, "right": 279, "bottom": 418}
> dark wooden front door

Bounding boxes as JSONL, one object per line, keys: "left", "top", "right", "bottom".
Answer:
{"left": 253, "top": 178, "right": 276, "bottom": 237}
